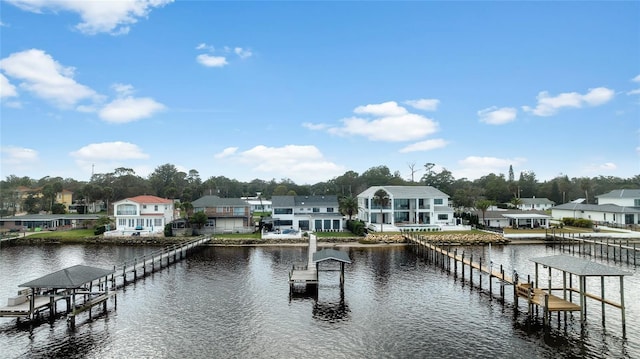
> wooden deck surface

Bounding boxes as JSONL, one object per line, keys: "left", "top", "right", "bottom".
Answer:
{"left": 0, "top": 295, "right": 65, "bottom": 318}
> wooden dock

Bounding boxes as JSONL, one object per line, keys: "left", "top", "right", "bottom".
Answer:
{"left": 0, "top": 236, "right": 211, "bottom": 328}
{"left": 546, "top": 232, "right": 639, "bottom": 266}
{"left": 405, "top": 233, "right": 631, "bottom": 335}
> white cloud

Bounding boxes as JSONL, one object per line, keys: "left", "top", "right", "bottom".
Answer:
{"left": 302, "top": 122, "right": 329, "bottom": 131}
{"left": 234, "top": 47, "right": 253, "bottom": 59}
{"left": 599, "top": 162, "right": 617, "bottom": 170}
{"left": 196, "top": 54, "right": 228, "bottom": 67}
{"left": 354, "top": 101, "right": 408, "bottom": 117}
{"left": 627, "top": 89, "right": 640, "bottom": 95}
{"left": 399, "top": 139, "right": 449, "bottom": 153}
{"left": 214, "top": 147, "right": 238, "bottom": 159}
{"left": 454, "top": 156, "right": 527, "bottom": 180}
{"left": 112, "top": 83, "right": 135, "bottom": 96}
{"left": 70, "top": 141, "right": 149, "bottom": 161}
{"left": 0, "top": 49, "right": 98, "bottom": 108}
{"left": 478, "top": 106, "right": 517, "bottom": 125}
{"left": 1, "top": 146, "right": 39, "bottom": 165}
{"left": 404, "top": 98, "right": 440, "bottom": 111}
{"left": 99, "top": 96, "right": 165, "bottom": 123}
{"left": 218, "top": 144, "right": 345, "bottom": 184}
{"left": 6, "top": 0, "right": 173, "bottom": 35}
{"left": 322, "top": 101, "right": 439, "bottom": 142}
{"left": 0, "top": 73, "right": 18, "bottom": 98}
{"left": 522, "top": 87, "right": 615, "bottom": 116}
{"left": 633, "top": 74, "right": 640, "bottom": 83}
{"left": 196, "top": 43, "right": 210, "bottom": 50}
{"left": 583, "top": 161, "right": 618, "bottom": 173}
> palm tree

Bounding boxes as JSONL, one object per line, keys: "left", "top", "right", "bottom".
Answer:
{"left": 339, "top": 195, "right": 358, "bottom": 220}
{"left": 509, "top": 197, "right": 523, "bottom": 209}
{"left": 475, "top": 199, "right": 493, "bottom": 227}
{"left": 372, "top": 189, "right": 390, "bottom": 232}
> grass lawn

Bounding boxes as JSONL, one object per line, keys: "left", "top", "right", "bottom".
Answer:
{"left": 314, "top": 231, "right": 359, "bottom": 238}
{"left": 215, "top": 232, "right": 261, "bottom": 239}
{"left": 25, "top": 229, "right": 95, "bottom": 239}
{"left": 503, "top": 226, "right": 620, "bottom": 234}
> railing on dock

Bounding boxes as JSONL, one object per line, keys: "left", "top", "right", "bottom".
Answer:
{"left": 109, "top": 236, "right": 211, "bottom": 289}
{"left": 545, "top": 232, "right": 639, "bottom": 266}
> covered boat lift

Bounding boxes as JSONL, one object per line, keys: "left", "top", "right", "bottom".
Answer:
{"left": 530, "top": 255, "right": 631, "bottom": 335}
{"left": 0, "top": 264, "right": 116, "bottom": 328}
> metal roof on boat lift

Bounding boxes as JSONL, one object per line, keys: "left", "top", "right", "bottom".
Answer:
{"left": 19, "top": 264, "right": 114, "bottom": 289}
{"left": 530, "top": 255, "right": 632, "bottom": 277}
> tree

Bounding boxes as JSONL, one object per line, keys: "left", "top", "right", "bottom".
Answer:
{"left": 339, "top": 195, "right": 358, "bottom": 220}
{"left": 509, "top": 197, "right": 523, "bottom": 209}
{"left": 372, "top": 189, "right": 390, "bottom": 232}
{"left": 190, "top": 211, "right": 208, "bottom": 234}
{"left": 180, "top": 201, "right": 193, "bottom": 220}
{"left": 475, "top": 199, "right": 493, "bottom": 227}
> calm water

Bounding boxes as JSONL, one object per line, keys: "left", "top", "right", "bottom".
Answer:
{"left": 0, "top": 243, "right": 638, "bottom": 359}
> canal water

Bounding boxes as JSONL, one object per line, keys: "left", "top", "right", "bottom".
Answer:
{"left": 0, "top": 243, "right": 638, "bottom": 358}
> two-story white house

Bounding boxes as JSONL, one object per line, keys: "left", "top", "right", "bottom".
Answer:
{"left": 356, "top": 186, "right": 454, "bottom": 232}
{"left": 551, "top": 189, "right": 640, "bottom": 227}
{"left": 112, "top": 195, "right": 174, "bottom": 236}
{"left": 270, "top": 195, "right": 343, "bottom": 232}
{"left": 517, "top": 197, "right": 555, "bottom": 211}
{"left": 596, "top": 189, "right": 640, "bottom": 207}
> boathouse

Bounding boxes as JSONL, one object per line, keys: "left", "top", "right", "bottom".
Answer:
{"left": 0, "top": 264, "right": 116, "bottom": 328}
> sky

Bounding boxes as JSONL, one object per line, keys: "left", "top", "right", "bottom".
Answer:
{"left": 0, "top": 0, "right": 639, "bottom": 185}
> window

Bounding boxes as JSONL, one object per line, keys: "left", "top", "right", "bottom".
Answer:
{"left": 635, "top": 199, "right": 640, "bottom": 207}
{"left": 154, "top": 205, "right": 158, "bottom": 211}
{"left": 333, "top": 219, "right": 340, "bottom": 229}
{"left": 394, "top": 199, "right": 409, "bottom": 210}
{"left": 117, "top": 204, "right": 137, "bottom": 215}
{"left": 233, "top": 207, "right": 245, "bottom": 216}
{"left": 438, "top": 214, "right": 448, "bottom": 220}
{"left": 315, "top": 219, "right": 322, "bottom": 230}
{"left": 154, "top": 218, "right": 163, "bottom": 227}
{"left": 313, "top": 208, "right": 320, "bottom": 213}
{"left": 324, "top": 219, "right": 331, "bottom": 230}
{"left": 274, "top": 208, "right": 293, "bottom": 215}
{"left": 327, "top": 207, "right": 334, "bottom": 213}
{"left": 143, "top": 205, "right": 147, "bottom": 209}
{"left": 275, "top": 220, "right": 293, "bottom": 227}
{"left": 434, "top": 198, "right": 443, "bottom": 205}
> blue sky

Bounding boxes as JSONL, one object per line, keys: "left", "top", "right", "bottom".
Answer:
{"left": 1, "top": 1, "right": 639, "bottom": 185}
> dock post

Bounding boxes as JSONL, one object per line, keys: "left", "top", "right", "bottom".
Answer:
{"left": 470, "top": 254, "right": 473, "bottom": 286}
{"left": 453, "top": 249, "right": 458, "bottom": 278}
{"left": 111, "top": 266, "right": 116, "bottom": 289}
{"left": 513, "top": 271, "right": 519, "bottom": 308}
{"left": 620, "top": 276, "right": 626, "bottom": 337}
{"left": 461, "top": 253, "right": 465, "bottom": 281}
{"left": 143, "top": 255, "right": 146, "bottom": 276}
{"left": 479, "top": 256, "right": 483, "bottom": 290}
{"left": 133, "top": 258, "right": 137, "bottom": 280}
{"left": 122, "top": 265, "right": 126, "bottom": 284}
{"left": 601, "top": 276, "right": 606, "bottom": 326}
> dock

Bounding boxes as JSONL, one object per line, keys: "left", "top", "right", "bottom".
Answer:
{"left": 288, "top": 234, "right": 351, "bottom": 292}
{"left": 405, "top": 233, "right": 632, "bottom": 336}
{"left": 1, "top": 236, "right": 211, "bottom": 328}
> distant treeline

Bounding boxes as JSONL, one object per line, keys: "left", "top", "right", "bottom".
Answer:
{"left": 1, "top": 163, "right": 638, "bottom": 215}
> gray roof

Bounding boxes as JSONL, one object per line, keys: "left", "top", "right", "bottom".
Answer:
{"left": 520, "top": 197, "right": 555, "bottom": 205}
{"left": 192, "top": 195, "right": 249, "bottom": 208}
{"left": 272, "top": 195, "right": 338, "bottom": 207}
{"left": 472, "top": 209, "right": 547, "bottom": 220}
{"left": 596, "top": 189, "right": 640, "bottom": 200}
{"left": 503, "top": 213, "right": 551, "bottom": 219}
{"left": 357, "top": 185, "right": 449, "bottom": 199}
{"left": 552, "top": 203, "right": 640, "bottom": 214}
{"left": 530, "top": 255, "right": 631, "bottom": 277}
{"left": 20, "top": 264, "right": 114, "bottom": 289}
{"left": 313, "top": 249, "right": 351, "bottom": 264}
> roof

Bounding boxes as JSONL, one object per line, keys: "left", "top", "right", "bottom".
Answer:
{"left": 503, "top": 213, "right": 551, "bottom": 219}
{"left": 471, "top": 209, "right": 547, "bottom": 220}
{"left": 520, "top": 197, "right": 555, "bottom": 205}
{"left": 192, "top": 195, "right": 249, "bottom": 207}
{"left": 19, "top": 264, "right": 114, "bottom": 289}
{"left": 357, "top": 185, "right": 450, "bottom": 199}
{"left": 530, "top": 255, "right": 631, "bottom": 277}
{"left": 272, "top": 195, "right": 338, "bottom": 207}
{"left": 126, "top": 195, "right": 173, "bottom": 204}
{"left": 596, "top": 189, "right": 640, "bottom": 200}
{"left": 312, "top": 248, "right": 352, "bottom": 264}
{"left": 552, "top": 203, "right": 640, "bottom": 214}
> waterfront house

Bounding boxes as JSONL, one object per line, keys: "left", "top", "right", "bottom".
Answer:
{"left": 471, "top": 209, "right": 551, "bottom": 229}
{"left": 270, "top": 195, "right": 343, "bottom": 232}
{"left": 191, "top": 195, "right": 253, "bottom": 234}
{"left": 112, "top": 195, "right": 174, "bottom": 236}
{"left": 356, "top": 186, "right": 454, "bottom": 232}
{"left": 551, "top": 203, "right": 640, "bottom": 227}
{"left": 517, "top": 197, "right": 555, "bottom": 211}
{"left": 596, "top": 189, "right": 640, "bottom": 207}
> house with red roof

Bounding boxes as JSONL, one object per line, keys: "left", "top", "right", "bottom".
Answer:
{"left": 112, "top": 195, "right": 175, "bottom": 236}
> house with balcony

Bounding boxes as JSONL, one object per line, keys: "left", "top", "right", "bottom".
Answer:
{"left": 112, "top": 195, "right": 174, "bottom": 236}
{"left": 356, "top": 186, "right": 454, "bottom": 232}
{"left": 191, "top": 195, "right": 253, "bottom": 234}
{"left": 270, "top": 195, "right": 343, "bottom": 232}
